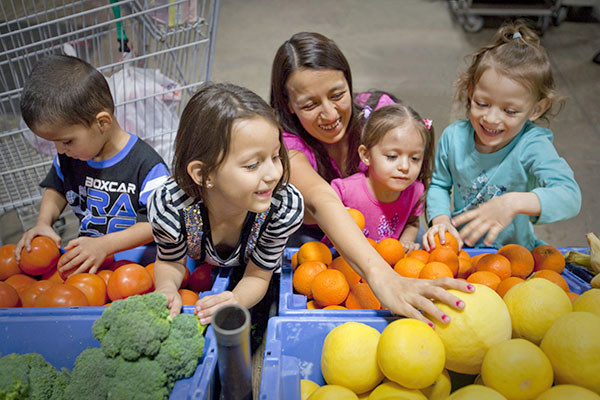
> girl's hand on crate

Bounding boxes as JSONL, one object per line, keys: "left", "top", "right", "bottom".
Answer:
{"left": 156, "top": 286, "right": 183, "bottom": 317}
{"left": 195, "top": 291, "right": 239, "bottom": 325}
{"left": 14, "top": 225, "right": 61, "bottom": 262}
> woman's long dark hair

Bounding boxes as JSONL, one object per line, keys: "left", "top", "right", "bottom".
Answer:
{"left": 270, "top": 32, "right": 362, "bottom": 183}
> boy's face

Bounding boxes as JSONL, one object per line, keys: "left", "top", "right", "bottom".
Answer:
{"left": 32, "top": 121, "right": 107, "bottom": 161}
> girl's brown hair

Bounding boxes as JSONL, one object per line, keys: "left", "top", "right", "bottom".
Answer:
{"left": 361, "top": 103, "right": 435, "bottom": 225}
{"left": 270, "top": 32, "right": 362, "bottom": 183}
{"left": 455, "top": 20, "right": 563, "bottom": 120}
{"left": 173, "top": 82, "right": 290, "bottom": 200}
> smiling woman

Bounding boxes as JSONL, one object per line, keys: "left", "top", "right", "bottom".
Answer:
{"left": 269, "top": 32, "right": 473, "bottom": 325}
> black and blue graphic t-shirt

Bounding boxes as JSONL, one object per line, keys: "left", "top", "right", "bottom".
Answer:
{"left": 41, "top": 133, "right": 170, "bottom": 237}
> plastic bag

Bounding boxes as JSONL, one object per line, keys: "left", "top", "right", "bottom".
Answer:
{"left": 106, "top": 63, "right": 181, "bottom": 166}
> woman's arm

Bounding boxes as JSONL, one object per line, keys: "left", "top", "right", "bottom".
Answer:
{"left": 288, "top": 150, "right": 473, "bottom": 325}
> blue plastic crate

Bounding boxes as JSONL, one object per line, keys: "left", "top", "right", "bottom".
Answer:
{"left": 259, "top": 315, "right": 396, "bottom": 400}
{"left": 0, "top": 307, "right": 218, "bottom": 400}
{"left": 279, "top": 246, "right": 592, "bottom": 316}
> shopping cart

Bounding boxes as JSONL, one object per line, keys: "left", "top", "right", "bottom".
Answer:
{"left": 0, "top": 0, "right": 220, "bottom": 245}
{"left": 448, "top": 0, "right": 567, "bottom": 33}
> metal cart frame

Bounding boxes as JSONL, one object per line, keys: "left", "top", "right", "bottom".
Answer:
{"left": 0, "top": 0, "right": 220, "bottom": 244}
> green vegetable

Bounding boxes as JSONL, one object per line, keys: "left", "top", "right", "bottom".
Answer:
{"left": 0, "top": 353, "right": 69, "bottom": 400}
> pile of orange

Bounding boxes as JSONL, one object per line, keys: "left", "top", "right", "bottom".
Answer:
{"left": 291, "top": 230, "right": 578, "bottom": 310}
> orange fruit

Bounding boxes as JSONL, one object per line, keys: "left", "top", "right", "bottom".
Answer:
{"left": 393, "top": 257, "right": 426, "bottom": 278}
{"left": 497, "top": 244, "right": 534, "bottom": 279}
{"left": 429, "top": 247, "right": 459, "bottom": 277}
{"left": 375, "top": 238, "right": 405, "bottom": 266}
{"left": 476, "top": 253, "right": 511, "bottom": 281}
{"left": 531, "top": 245, "right": 565, "bottom": 273}
{"left": 458, "top": 249, "right": 471, "bottom": 261}
{"left": 145, "top": 263, "right": 155, "bottom": 282}
{"left": 457, "top": 257, "right": 474, "bottom": 279}
{"left": 311, "top": 269, "right": 350, "bottom": 307}
{"left": 292, "top": 261, "right": 327, "bottom": 299}
{"left": 433, "top": 232, "right": 460, "bottom": 254}
{"left": 297, "top": 241, "right": 332, "bottom": 265}
{"left": 531, "top": 269, "right": 569, "bottom": 292}
{"left": 471, "top": 253, "right": 491, "bottom": 269}
{"left": 330, "top": 256, "right": 361, "bottom": 286}
{"left": 467, "top": 270, "right": 502, "bottom": 291}
{"left": 306, "top": 300, "right": 320, "bottom": 309}
{"left": 419, "top": 262, "right": 454, "bottom": 280}
{"left": 407, "top": 249, "right": 430, "bottom": 264}
{"left": 366, "top": 237, "right": 378, "bottom": 247}
{"left": 178, "top": 288, "right": 199, "bottom": 305}
{"left": 347, "top": 208, "right": 366, "bottom": 230}
{"left": 97, "top": 269, "right": 113, "bottom": 287}
{"left": 496, "top": 276, "right": 525, "bottom": 298}
{"left": 291, "top": 252, "right": 299, "bottom": 270}
{"left": 345, "top": 282, "right": 381, "bottom": 310}
{"left": 567, "top": 292, "right": 579, "bottom": 302}
{"left": 323, "top": 305, "right": 347, "bottom": 310}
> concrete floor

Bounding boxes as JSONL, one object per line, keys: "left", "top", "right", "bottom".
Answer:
{"left": 210, "top": 0, "right": 600, "bottom": 248}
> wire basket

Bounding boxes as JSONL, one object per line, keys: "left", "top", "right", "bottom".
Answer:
{"left": 0, "top": 0, "right": 220, "bottom": 243}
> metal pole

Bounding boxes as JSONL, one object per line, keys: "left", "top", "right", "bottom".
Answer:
{"left": 212, "top": 304, "right": 252, "bottom": 400}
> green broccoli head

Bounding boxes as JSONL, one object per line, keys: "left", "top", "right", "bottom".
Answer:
{"left": 22, "top": 353, "right": 69, "bottom": 400}
{"left": 63, "top": 347, "right": 114, "bottom": 400}
{"left": 155, "top": 313, "right": 205, "bottom": 386}
{"left": 0, "top": 353, "right": 30, "bottom": 399}
{"left": 92, "top": 292, "right": 171, "bottom": 360}
{"left": 106, "top": 357, "right": 170, "bottom": 400}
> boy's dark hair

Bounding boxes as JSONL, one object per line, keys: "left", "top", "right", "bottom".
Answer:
{"left": 270, "top": 32, "right": 362, "bottom": 183}
{"left": 173, "top": 82, "right": 290, "bottom": 200}
{"left": 20, "top": 55, "right": 114, "bottom": 129}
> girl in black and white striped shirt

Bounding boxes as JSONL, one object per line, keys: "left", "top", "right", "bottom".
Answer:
{"left": 148, "top": 82, "right": 303, "bottom": 324}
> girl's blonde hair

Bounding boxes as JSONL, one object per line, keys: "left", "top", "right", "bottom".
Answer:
{"left": 455, "top": 20, "right": 563, "bottom": 121}
{"left": 361, "top": 103, "right": 434, "bottom": 222}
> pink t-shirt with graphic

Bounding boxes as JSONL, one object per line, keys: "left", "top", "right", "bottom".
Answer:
{"left": 331, "top": 172, "right": 424, "bottom": 241}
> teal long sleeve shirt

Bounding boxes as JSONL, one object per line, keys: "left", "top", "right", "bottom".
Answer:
{"left": 427, "top": 120, "right": 581, "bottom": 250}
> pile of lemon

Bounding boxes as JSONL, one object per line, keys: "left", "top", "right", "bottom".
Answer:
{"left": 302, "top": 285, "right": 600, "bottom": 400}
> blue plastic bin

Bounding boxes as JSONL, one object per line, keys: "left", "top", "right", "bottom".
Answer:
{"left": 259, "top": 315, "right": 396, "bottom": 400}
{"left": 0, "top": 307, "right": 218, "bottom": 400}
{"left": 279, "top": 246, "right": 592, "bottom": 316}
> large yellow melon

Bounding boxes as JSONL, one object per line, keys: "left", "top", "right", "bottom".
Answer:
{"left": 425, "top": 284, "right": 511, "bottom": 374}
{"left": 481, "top": 338, "right": 553, "bottom": 400}
{"left": 367, "top": 380, "right": 427, "bottom": 400}
{"left": 447, "top": 384, "right": 507, "bottom": 400}
{"left": 420, "top": 369, "right": 451, "bottom": 400}
{"left": 540, "top": 311, "right": 600, "bottom": 394}
{"left": 307, "top": 384, "right": 358, "bottom": 400}
{"left": 321, "top": 322, "right": 384, "bottom": 394}
{"left": 503, "top": 278, "right": 572, "bottom": 345}
{"left": 300, "top": 379, "right": 320, "bottom": 400}
{"left": 536, "top": 384, "right": 600, "bottom": 400}
{"left": 377, "top": 319, "right": 445, "bottom": 389}
{"left": 573, "top": 288, "right": 600, "bottom": 318}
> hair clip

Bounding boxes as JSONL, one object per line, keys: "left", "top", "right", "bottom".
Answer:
{"left": 375, "top": 94, "right": 396, "bottom": 109}
{"left": 423, "top": 119, "right": 433, "bottom": 130}
{"left": 362, "top": 105, "right": 373, "bottom": 119}
{"left": 513, "top": 32, "right": 522, "bottom": 39}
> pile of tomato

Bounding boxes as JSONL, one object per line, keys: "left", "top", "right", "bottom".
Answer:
{"left": 0, "top": 236, "right": 214, "bottom": 308}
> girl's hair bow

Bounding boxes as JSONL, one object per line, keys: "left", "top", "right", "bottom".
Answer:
{"left": 423, "top": 119, "right": 433, "bottom": 130}
{"left": 362, "top": 105, "right": 373, "bottom": 119}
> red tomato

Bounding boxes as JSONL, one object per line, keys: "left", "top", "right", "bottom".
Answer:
{"left": 107, "top": 259, "right": 136, "bottom": 271}
{"left": 96, "top": 270, "right": 113, "bottom": 287}
{"left": 4, "top": 273, "right": 37, "bottom": 296}
{"left": 58, "top": 251, "right": 115, "bottom": 280}
{"left": 21, "top": 280, "right": 58, "bottom": 307}
{"left": 0, "top": 244, "right": 22, "bottom": 281}
{"left": 187, "top": 263, "right": 213, "bottom": 292}
{"left": 145, "top": 263, "right": 155, "bottom": 283}
{"left": 107, "top": 263, "right": 153, "bottom": 301}
{"left": 0, "top": 281, "right": 21, "bottom": 307}
{"left": 34, "top": 283, "right": 89, "bottom": 307}
{"left": 19, "top": 236, "right": 60, "bottom": 275}
{"left": 41, "top": 268, "right": 64, "bottom": 283}
{"left": 65, "top": 273, "right": 107, "bottom": 306}
{"left": 181, "top": 266, "right": 191, "bottom": 289}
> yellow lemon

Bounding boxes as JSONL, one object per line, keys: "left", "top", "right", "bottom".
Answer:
{"left": 503, "top": 278, "right": 572, "bottom": 345}
{"left": 573, "top": 288, "right": 600, "bottom": 318}
{"left": 536, "top": 384, "right": 600, "bottom": 400}
{"left": 481, "top": 338, "right": 553, "bottom": 399}
{"left": 301, "top": 379, "right": 320, "bottom": 400}
{"left": 307, "top": 384, "right": 359, "bottom": 400}
{"left": 377, "top": 319, "right": 445, "bottom": 389}
{"left": 321, "top": 322, "right": 384, "bottom": 394}
{"left": 368, "top": 381, "right": 427, "bottom": 400}
{"left": 421, "top": 369, "right": 451, "bottom": 400}
{"left": 540, "top": 311, "right": 600, "bottom": 394}
{"left": 425, "top": 284, "right": 511, "bottom": 375}
{"left": 447, "top": 384, "right": 507, "bottom": 400}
